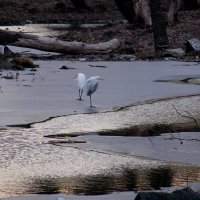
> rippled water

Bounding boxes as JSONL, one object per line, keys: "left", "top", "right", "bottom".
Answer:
{"left": 1, "top": 163, "right": 200, "bottom": 197}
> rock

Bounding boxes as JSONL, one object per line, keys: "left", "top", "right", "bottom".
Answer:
{"left": 59, "top": 65, "right": 69, "bottom": 70}
{"left": 30, "top": 68, "right": 37, "bottom": 72}
{"left": 25, "top": 20, "right": 33, "bottom": 24}
{"left": 186, "top": 77, "right": 200, "bottom": 85}
{"left": 135, "top": 187, "right": 200, "bottom": 200}
{"left": 1, "top": 72, "right": 15, "bottom": 79}
{"left": 163, "top": 48, "right": 185, "bottom": 57}
{"left": 54, "top": 2, "right": 66, "bottom": 13}
{"left": 4, "top": 45, "right": 15, "bottom": 57}
{"left": 59, "top": 65, "right": 75, "bottom": 70}
{"left": 79, "top": 58, "right": 87, "bottom": 62}
{"left": 186, "top": 38, "right": 200, "bottom": 53}
{"left": 119, "top": 54, "right": 137, "bottom": 60}
{"left": 0, "top": 59, "right": 15, "bottom": 70}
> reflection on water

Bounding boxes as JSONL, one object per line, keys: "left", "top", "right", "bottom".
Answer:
{"left": 148, "top": 167, "right": 173, "bottom": 190}
{"left": 26, "top": 165, "right": 200, "bottom": 196}
{"left": 28, "top": 179, "right": 60, "bottom": 194}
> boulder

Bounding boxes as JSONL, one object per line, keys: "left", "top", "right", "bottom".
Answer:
{"left": 4, "top": 45, "right": 15, "bottom": 57}
{"left": 0, "top": 59, "right": 15, "bottom": 70}
{"left": 186, "top": 38, "right": 200, "bottom": 53}
{"left": 135, "top": 187, "right": 200, "bottom": 200}
{"left": 164, "top": 48, "right": 185, "bottom": 57}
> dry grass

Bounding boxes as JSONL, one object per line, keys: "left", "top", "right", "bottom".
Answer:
{"left": 12, "top": 56, "right": 35, "bottom": 68}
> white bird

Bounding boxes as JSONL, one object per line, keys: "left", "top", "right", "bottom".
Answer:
{"left": 86, "top": 76, "right": 103, "bottom": 107}
{"left": 74, "top": 73, "right": 86, "bottom": 100}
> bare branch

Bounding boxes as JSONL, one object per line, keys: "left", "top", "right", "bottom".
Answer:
{"left": 172, "top": 104, "right": 199, "bottom": 128}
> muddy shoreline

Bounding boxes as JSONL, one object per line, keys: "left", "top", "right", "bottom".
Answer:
{"left": 29, "top": 94, "right": 200, "bottom": 137}
{"left": 6, "top": 94, "right": 200, "bottom": 135}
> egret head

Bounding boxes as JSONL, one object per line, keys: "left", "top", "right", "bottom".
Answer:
{"left": 95, "top": 76, "right": 103, "bottom": 80}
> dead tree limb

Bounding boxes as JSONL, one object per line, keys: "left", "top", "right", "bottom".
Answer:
{"left": 172, "top": 104, "right": 200, "bottom": 128}
{"left": 0, "top": 29, "right": 120, "bottom": 54}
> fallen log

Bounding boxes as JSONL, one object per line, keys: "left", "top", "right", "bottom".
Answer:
{"left": 0, "top": 30, "right": 22, "bottom": 44}
{"left": 0, "top": 29, "right": 120, "bottom": 54}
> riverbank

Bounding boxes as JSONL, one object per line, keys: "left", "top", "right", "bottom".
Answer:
{"left": 32, "top": 94, "right": 200, "bottom": 137}
{"left": 0, "top": 1, "right": 200, "bottom": 60}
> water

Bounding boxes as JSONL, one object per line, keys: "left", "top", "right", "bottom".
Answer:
{"left": 1, "top": 161, "right": 200, "bottom": 198}
{"left": 0, "top": 60, "right": 200, "bottom": 126}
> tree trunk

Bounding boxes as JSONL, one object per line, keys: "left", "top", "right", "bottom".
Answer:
{"left": 167, "top": 0, "right": 182, "bottom": 23}
{"left": 183, "top": 0, "right": 200, "bottom": 9}
{"left": 0, "top": 30, "right": 120, "bottom": 54}
{"left": 70, "top": 0, "right": 90, "bottom": 10}
{"left": 134, "top": 0, "right": 152, "bottom": 27}
{"left": 114, "top": 0, "right": 135, "bottom": 23}
{"left": 149, "top": 0, "right": 169, "bottom": 57}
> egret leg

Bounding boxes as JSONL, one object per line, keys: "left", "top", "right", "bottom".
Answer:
{"left": 89, "top": 95, "right": 95, "bottom": 107}
{"left": 79, "top": 89, "right": 81, "bottom": 100}
{"left": 77, "top": 89, "right": 81, "bottom": 100}
{"left": 89, "top": 95, "right": 92, "bottom": 107}
{"left": 80, "top": 89, "right": 83, "bottom": 100}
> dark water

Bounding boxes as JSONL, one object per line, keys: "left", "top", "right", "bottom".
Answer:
{"left": 25, "top": 165, "right": 200, "bottom": 196}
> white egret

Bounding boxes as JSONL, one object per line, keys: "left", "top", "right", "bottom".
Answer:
{"left": 86, "top": 76, "right": 103, "bottom": 107}
{"left": 74, "top": 73, "right": 86, "bottom": 100}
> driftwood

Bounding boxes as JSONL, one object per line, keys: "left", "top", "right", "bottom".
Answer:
{"left": 0, "top": 29, "right": 120, "bottom": 54}
{"left": 0, "top": 30, "right": 21, "bottom": 44}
